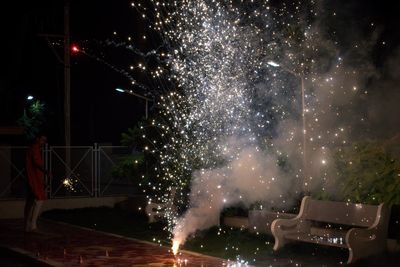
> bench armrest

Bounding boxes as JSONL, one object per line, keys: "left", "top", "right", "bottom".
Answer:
{"left": 272, "top": 218, "right": 301, "bottom": 231}
{"left": 271, "top": 217, "right": 310, "bottom": 250}
{"left": 271, "top": 196, "right": 312, "bottom": 251}
{"left": 346, "top": 224, "right": 388, "bottom": 263}
{"left": 346, "top": 202, "right": 390, "bottom": 246}
{"left": 344, "top": 203, "right": 390, "bottom": 264}
{"left": 346, "top": 227, "right": 378, "bottom": 243}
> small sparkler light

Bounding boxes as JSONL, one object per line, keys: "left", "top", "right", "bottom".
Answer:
{"left": 62, "top": 177, "right": 76, "bottom": 192}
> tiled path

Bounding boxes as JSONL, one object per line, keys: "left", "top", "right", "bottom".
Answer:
{"left": 0, "top": 219, "right": 233, "bottom": 267}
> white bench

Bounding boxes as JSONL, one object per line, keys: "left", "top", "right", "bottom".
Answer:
{"left": 271, "top": 196, "right": 390, "bottom": 264}
{"left": 145, "top": 187, "right": 177, "bottom": 223}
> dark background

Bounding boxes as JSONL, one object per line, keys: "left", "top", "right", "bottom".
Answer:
{"left": 0, "top": 0, "right": 399, "bottom": 145}
{"left": 0, "top": 0, "right": 150, "bottom": 145}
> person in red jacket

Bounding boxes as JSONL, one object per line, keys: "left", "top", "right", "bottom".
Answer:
{"left": 24, "top": 133, "right": 48, "bottom": 232}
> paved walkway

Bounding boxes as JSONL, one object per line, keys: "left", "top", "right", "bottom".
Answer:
{"left": 0, "top": 219, "right": 232, "bottom": 267}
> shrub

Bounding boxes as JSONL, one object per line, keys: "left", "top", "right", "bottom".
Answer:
{"left": 334, "top": 141, "right": 400, "bottom": 206}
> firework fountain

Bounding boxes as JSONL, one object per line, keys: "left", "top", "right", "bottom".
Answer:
{"left": 127, "top": 0, "right": 375, "bottom": 258}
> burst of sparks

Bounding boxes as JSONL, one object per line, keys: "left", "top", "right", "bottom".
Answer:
{"left": 62, "top": 177, "right": 77, "bottom": 192}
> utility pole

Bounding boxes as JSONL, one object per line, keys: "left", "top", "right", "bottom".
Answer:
{"left": 39, "top": 1, "right": 71, "bottom": 145}
{"left": 64, "top": 0, "right": 71, "bottom": 147}
{"left": 37, "top": 1, "right": 72, "bottom": 191}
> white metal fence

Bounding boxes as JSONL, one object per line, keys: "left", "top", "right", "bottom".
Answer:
{"left": 0, "top": 144, "right": 141, "bottom": 199}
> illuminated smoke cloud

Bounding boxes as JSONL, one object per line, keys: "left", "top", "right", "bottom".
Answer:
{"left": 173, "top": 137, "right": 292, "bottom": 247}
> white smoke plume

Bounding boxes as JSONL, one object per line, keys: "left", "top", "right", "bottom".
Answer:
{"left": 172, "top": 137, "right": 294, "bottom": 248}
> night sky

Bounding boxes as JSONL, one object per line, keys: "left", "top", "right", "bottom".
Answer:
{"left": 1, "top": 0, "right": 148, "bottom": 145}
{"left": 1, "top": 0, "right": 399, "bottom": 145}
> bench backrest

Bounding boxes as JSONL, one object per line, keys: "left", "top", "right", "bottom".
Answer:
{"left": 300, "top": 197, "right": 380, "bottom": 227}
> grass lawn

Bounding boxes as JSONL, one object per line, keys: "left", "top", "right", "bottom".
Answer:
{"left": 42, "top": 207, "right": 398, "bottom": 266}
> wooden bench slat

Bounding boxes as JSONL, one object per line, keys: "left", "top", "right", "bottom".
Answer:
{"left": 285, "top": 232, "right": 347, "bottom": 248}
{"left": 303, "top": 198, "right": 378, "bottom": 227}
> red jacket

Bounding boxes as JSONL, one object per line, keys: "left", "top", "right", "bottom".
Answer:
{"left": 26, "top": 143, "right": 47, "bottom": 200}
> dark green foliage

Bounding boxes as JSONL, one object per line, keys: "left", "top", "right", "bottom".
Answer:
{"left": 119, "top": 119, "right": 168, "bottom": 191}
{"left": 111, "top": 153, "right": 145, "bottom": 184}
{"left": 334, "top": 141, "right": 400, "bottom": 206}
{"left": 17, "top": 100, "right": 46, "bottom": 142}
{"left": 121, "top": 126, "right": 142, "bottom": 148}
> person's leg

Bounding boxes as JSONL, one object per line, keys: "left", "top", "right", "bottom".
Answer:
{"left": 24, "top": 190, "right": 35, "bottom": 232}
{"left": 30, "top": 200, "right": 43, "bottom": 231}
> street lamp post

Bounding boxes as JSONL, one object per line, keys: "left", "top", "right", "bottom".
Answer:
{"left": 115, "top": 88, "right": 153, "bottom": 119}
{"left": 267, "top": 61, "right": 308, "bottom": 194}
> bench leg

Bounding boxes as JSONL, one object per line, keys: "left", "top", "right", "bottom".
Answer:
{"left": 347, "top": 240, "right": 386, "bottom": 264}
{"left": 148, "top": 214, "right": 156, "bottom": 223}
{"left": 272, "top": 227, "right": 288, "bottom": 251}
{"left": 271, "top": 219, "right": 309, "bottom": 251}
{"left": 273, "top": 236, "right": 287, "bottom": 251}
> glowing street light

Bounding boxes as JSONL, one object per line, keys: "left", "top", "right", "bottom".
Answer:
{"left": 267, "top": 60, "right": 280, "bottom": 67}
{"left": 267, "top": 61, "right": 308, "bottom": 194}
{"left": 26, "top": 95, "right": 34, "bottom": 101}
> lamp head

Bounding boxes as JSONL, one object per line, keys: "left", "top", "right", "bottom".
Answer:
{"left": 267, "top": 61, "right": 280, "bottom": 67}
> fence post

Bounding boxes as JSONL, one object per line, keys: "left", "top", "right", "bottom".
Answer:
{"left": 94, "top": 143, "right": 98, "bottom": 197}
